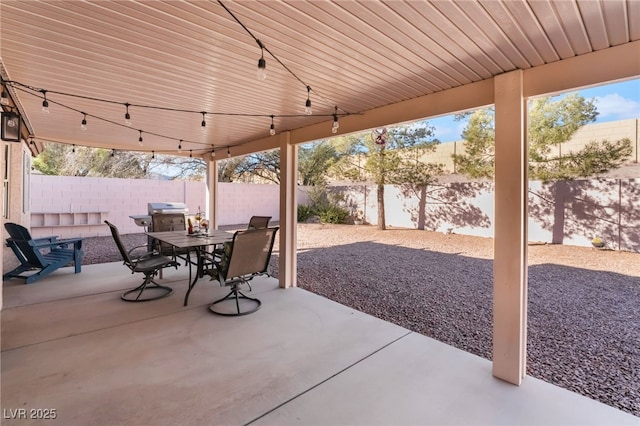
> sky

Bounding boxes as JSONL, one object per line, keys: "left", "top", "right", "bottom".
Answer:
{"left": 429, "top": 78, "right": 640, "bottom": 143}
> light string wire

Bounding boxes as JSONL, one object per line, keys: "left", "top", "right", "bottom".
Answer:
{"left": 5, "top": 79, "right": 349, "bottom": 119}
{"left": 34, "top": 135, "right": 214, "bottom": 157}
{"left": 1, "top": 0, "right": 356, "bottom": 155}
{"left": 216, "top": 0, "right": 350, "bottom": 116}
{"left": 10, "top": 83, "right": 211, "bottom": 150}
{"left": 11, "top": 83, "right": 225, "bottom": 155}
{"left": 5, "top": 79, "right": 352, "bottom": 156}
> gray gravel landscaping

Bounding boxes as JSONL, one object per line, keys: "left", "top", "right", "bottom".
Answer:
{"left": 83, "top": 223, "right": 640, "bottom": 417}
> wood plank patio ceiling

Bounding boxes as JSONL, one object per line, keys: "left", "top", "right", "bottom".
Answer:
{"left": 1, "top": 0, "right": 638, "bottom": 157}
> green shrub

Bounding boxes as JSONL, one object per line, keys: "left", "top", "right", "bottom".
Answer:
{"left": 297, "top": 204, "right": 315, "bottom": 222}
{"left": 306, "top": 185, "right": 331, "bottom": 212}
{"left": 318, "top": 205, "right": 350, "bottom": 224}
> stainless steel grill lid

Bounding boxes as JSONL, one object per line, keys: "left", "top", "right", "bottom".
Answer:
{"left": 147, "top": 202, "right": 189, "bottom": 215}
{"left": 130, "top": 202, "right": 190, "bottom": 230}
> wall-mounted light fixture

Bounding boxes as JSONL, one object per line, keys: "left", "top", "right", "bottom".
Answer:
{"left": 1, "top": 110, "right": 21, "bottom": 142}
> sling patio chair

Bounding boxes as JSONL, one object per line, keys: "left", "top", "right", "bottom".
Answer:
{"left": 3, "top": 222, "right": 84, "bottom": 284}
{"left": 247, "top": 215, "right": 271, "bottom": 229}
{"left": 151, "top": 212, "right": 192, "bottom": 278}
{"left": 207, "top": 226, "right": 278, "bottom": 316}
{"left": 105, "top": 220, "right": 179, "bottom": 302}
{"left": 207, "top": 215, "right": 273, "bottom": 264}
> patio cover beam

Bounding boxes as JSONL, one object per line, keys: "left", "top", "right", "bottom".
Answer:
{"left": 234, "top": 41, "right": 639, "bottom": 157}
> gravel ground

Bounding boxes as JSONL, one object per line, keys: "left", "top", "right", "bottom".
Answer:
{"left": 83, "top": 224, "right": 640, "bottom": 417}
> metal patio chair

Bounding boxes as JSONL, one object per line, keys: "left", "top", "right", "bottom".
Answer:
{"left": 208, "top": 226, "right": 278, "bottom": 316}
{"left": 247, "top": 215, "right": 271, "bottom": 229}
{"left": 105, "top": 220, "right": 178, "bottom": 302}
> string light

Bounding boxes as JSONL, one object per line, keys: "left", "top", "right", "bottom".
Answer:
{"left": 257, "top": 39, "right": 267, "bottom": 80}
{"left": 305, "top": 86, "right": 312, "bottom": 115}
{"left": 5, "top": 78, "right": 352, "bottom": 154}
{"left": 124, "top": 102, "right": 131, "bottom": 126}
{"left": 227, "top": 146, "right": 231, "bottom": 158}
{"left": 151, "top": 150, "right": 155, "bottom": 159}
{"left": 211, "top": 147, "right": 216, "bottom": 160}
{"left": 201, "top": 111, "right": 206, "bottom": 131}
{"left": 111, "top": 149, "right": 115, "bottom": 157}
{"left": 189, "top": 149, "right": 193, "bottom": 158}
{"left": 81, "top": 113, "right": 87, "bottom": 131}
{"left": 41, "top": 90, "right": 49, "bottom": 113}
{"left": 72, "top": 144, "right": 76, "bottom": 153}
{"left": 0, "top": 87, "right": 8, "bottom": 106}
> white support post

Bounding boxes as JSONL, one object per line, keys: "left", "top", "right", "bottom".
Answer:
{"left": 279, "top": 132, "right": 297, "bottom": 288}
{"left": 493, "top": 70, "right": 528, "bottom": 384}
{"left": 205, "top": 157, "right": 219, "bottom": 230}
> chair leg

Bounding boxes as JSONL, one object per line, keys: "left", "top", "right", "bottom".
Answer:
{"left": 208, "top": 284, "right": 261, "bottom": 316}
{"left": 121, "top": 273, "right": 173, "bottom": 302}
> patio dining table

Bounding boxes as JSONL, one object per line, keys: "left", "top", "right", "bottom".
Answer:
{"left": 146, "top": 230, "right": 233, "bottom": 306}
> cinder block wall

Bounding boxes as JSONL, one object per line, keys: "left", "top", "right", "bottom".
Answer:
{"left": 29, "top": 176, "right": 305, "bottom": 238}
{"left": 333, "top": 177, "right": 640, "bottom": 252}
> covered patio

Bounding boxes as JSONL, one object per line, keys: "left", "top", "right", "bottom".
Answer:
{"left": 2, "top": 262, "right": 637, "bottom": 425}
{"left": 2, "top": 1, "right": 640, "bottom": 423}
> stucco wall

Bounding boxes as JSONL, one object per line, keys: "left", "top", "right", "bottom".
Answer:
{"left": 2, "top": 143, "right": 32, "bottom": 273}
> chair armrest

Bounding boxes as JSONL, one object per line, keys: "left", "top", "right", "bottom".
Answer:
{"left": 32, "top": 236, "right": 59, "bottom": 244}
{"left": 53, "top": 237, "right": 84, "bottom": 248}
{"left": 128, "top": 244, "right": 156, "bottom": 260}
{"left": 32, "top": 237, "right": 83, "bottom": 249}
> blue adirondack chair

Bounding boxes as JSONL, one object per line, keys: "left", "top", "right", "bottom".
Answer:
{"left": 3, "top": 222, "right": 84, "bottom": 284}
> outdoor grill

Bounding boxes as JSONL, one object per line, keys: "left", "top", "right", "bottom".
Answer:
{"left": 147, "top": 202, "right": 189, "bottom": 223}
{"left": 130, "top": 202, "right": 190, "bottom": 249}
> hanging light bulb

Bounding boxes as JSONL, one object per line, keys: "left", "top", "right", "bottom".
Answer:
{"left": 138, "top": 130, "right": 143, "bottom": 146}
{"left": 72, "top": 144, "right": 76, "bottom": 153}
{"left": 81, "top": 113, "right": 88, "bottom": 131}
{"left": 201, "top": 112, "right": 207, "bottom": 131}
{"left": 211, "top": 147, "right": 216, "bottom": 160}
{"left": 257, "top": 40, "right": 267, "bottom": 80}
{"left": 41, "top": 90, "right": 50, "bottom": 113}
{"left": 269, "top": 115, "right": 276, "bottom": 136}
{"left": 29, "top": 137, "right": 35, "bottom": 146}
{"left": 304, "top": 86, "right": 312, "bottom": 115}
{"left": 151, "top": 150, "right": 155, "bottom": 159}
{"left": 5, "top": 110, "right": 17, "bottom": 128}
{"left": 189, "top": 149, "right": 193, "bottom": 158}
{"left": 332, "top": 106, "right": 339, "bottom": 134}
{"left": 111, "top": 149, "right": 116, "bottom": 157}
{"left": 0, "top": 87, "right": 8, "bottom": 106}
{"left": 178, "top": 140, "right": 183, "bottom": 153}
{"left": 227, "top": 147, "right": 231, "bottom": 158}
{"left": 124, "top": 103, "right": 131, "bottom": 126}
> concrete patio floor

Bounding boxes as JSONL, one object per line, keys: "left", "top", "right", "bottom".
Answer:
{"left": 2, "top": 263, "right": 638, "bottom": 426}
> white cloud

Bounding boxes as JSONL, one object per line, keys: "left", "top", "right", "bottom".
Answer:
{"left": 594, "top": 94, "right": 640, "bottom": 120}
